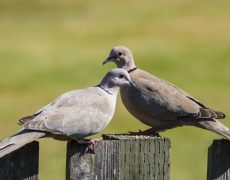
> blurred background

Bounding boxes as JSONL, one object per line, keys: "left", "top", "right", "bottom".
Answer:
{"left": 0, "top": 0, "right": 229, "bottom": 179}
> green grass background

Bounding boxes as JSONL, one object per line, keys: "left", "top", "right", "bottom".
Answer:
{"left": 0, "top": 0, "right": 230, "bottom": 179}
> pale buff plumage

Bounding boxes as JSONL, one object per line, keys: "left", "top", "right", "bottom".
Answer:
{"left": 0, "top": 68, "right": 134, "bottom": 158}
{"left": 103, "top": 46, "right": 229, "bottom": 139}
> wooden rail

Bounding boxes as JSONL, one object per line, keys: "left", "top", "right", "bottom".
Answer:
{"left": 2, "top": 136, "right": 230, "bottom": 179}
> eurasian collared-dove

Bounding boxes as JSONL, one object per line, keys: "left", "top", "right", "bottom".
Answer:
{"left": 103, "top": 46, "right": 230, "bottom": 139}
{"left": 0, "top": 68, "right": 134, "bottom": 158}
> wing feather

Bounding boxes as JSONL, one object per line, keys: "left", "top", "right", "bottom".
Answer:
{"left": 132, "top": 69, "right": 225, "bottom": 121}
{"left": 18, "top": 87, "right": 114, "bottom": 137}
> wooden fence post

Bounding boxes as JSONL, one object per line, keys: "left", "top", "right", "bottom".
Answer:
{"left": 0, "top": 141, "right": 39, "bottom": 180}
{"left": 207, "top": 139, "right": 230, "bottom": 180}
{"left": 66, "top": 134, "right": 171, "bottom": 180}
{"left": 66, "top": 141, "right": 95, "bottom": 180}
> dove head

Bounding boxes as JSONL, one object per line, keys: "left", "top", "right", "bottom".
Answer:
{"left": 103, "top": 46, "right": 136, "bottom": 71}
{"left": 99, "top": 68, "right": 135, "bottom": 95}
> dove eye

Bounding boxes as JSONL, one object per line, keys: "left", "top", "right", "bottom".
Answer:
{"left": 118, "top": 74, "right": 124, "bottom": 79}
{"left": 118, "top": 52, "right": 122, "bottom": 56}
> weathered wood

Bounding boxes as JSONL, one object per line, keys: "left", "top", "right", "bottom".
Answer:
{"left": 66, "top": 141, "right": 95, "bottom": 180}
{"left": 99, "top": 134, "right": 171, "bottom": 180}
{"left": 66, "top": 134, "right": 171, "bottom": 180}
{"left": 0, "top": 141, "right": 39, "bottom": 180}
{"left": 207, "top": 139, "right": 230, "bottom": 180}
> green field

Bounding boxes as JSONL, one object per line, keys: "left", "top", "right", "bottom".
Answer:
{"left": 0, "top": 0, "right": 230, "bottom": 179}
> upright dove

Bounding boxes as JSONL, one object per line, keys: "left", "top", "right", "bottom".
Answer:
{"left": 0, "top": 68, "right": 134, "bottom": 158}
{"left": 103, "top": 46, "right": 230, "bottom": 139}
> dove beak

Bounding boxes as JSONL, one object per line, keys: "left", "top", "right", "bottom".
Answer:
{"left": 103, "top": 56, "right": 115, "bottom": 65}
{"left": 129, "top": 80, "right": 136, "bottom": 87}
{"left": 125, "top": 77, "right": 136, "bottom": 87}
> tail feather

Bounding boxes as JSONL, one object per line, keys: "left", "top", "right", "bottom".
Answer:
{"left": 0, "top": 129, "right": 46, "bottom": 158}
{"left": 214, "top": 111, "right": 226, "bottom": 119}
{"left": 196, "top": 119, "right": 230, "bottom": 140}
{"left": 198, "top": 108, "right": 226, "bottom": 119}
{"left": 187, "top": 97, "right": 226, "bottom": 119}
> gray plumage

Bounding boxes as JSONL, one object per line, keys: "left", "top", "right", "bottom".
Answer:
{"left": 0, "top": 68, "right": 134, "bottom": 158}
{"left": 103, "top": 46, "right": 230, "bottom": 139}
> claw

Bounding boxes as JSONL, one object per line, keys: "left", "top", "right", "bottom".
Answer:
{"left": 128, "top": 128, "right": 161, "bottom": 137}
{"left": 77, "top": 138, "right": 102, "bottom": 154}
{"left": 88, "top": 138, "right": 102, "bottom": 145}
{"left": 88, "top": 138, "right": 102, "bottom": 151}
{"left": 77, "top": 138, "right": 102, "bottom": 144}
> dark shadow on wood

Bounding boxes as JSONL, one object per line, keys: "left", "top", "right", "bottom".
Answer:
{"left": 207, "top": 139, "right": 230, "bottom": 180}
{"left": 0, "top": 141, "right": 39, "bottom": 180}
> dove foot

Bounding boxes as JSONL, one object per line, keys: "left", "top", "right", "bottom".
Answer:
{"left": 77, "top": 138, "right": 102, "bottom": 145}
{"left": 76, "top": 138, "right": 102, "bottom": 154}
{"left": 129, "top": 128, "right": 161, "bottom": 137}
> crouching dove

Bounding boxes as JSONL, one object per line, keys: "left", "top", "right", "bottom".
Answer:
{"left": 103, "top": 46, "right": 230, "bottom": 139}
{"left": 0, "top": 68, "right": 134, "bottom": 158}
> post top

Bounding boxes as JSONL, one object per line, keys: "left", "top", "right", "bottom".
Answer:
{"left": 102, "top": 134, "right": 170, "bottom": 141}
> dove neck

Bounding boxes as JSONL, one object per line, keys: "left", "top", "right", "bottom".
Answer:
{"left": 118, "top": 59, "right": 136, "bottom": 72}
{"left": 128, "top": 67, "right": 137, "bottom": 73}
{"left": 99, "top": 82, "right": 119, "bottom": 95}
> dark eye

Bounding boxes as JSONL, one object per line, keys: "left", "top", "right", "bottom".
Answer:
{"left": 118, "top": 52, "right": 122, "bottom": 56}
{"left": 118, "top": 74, "right": 124, "bottom": 79}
